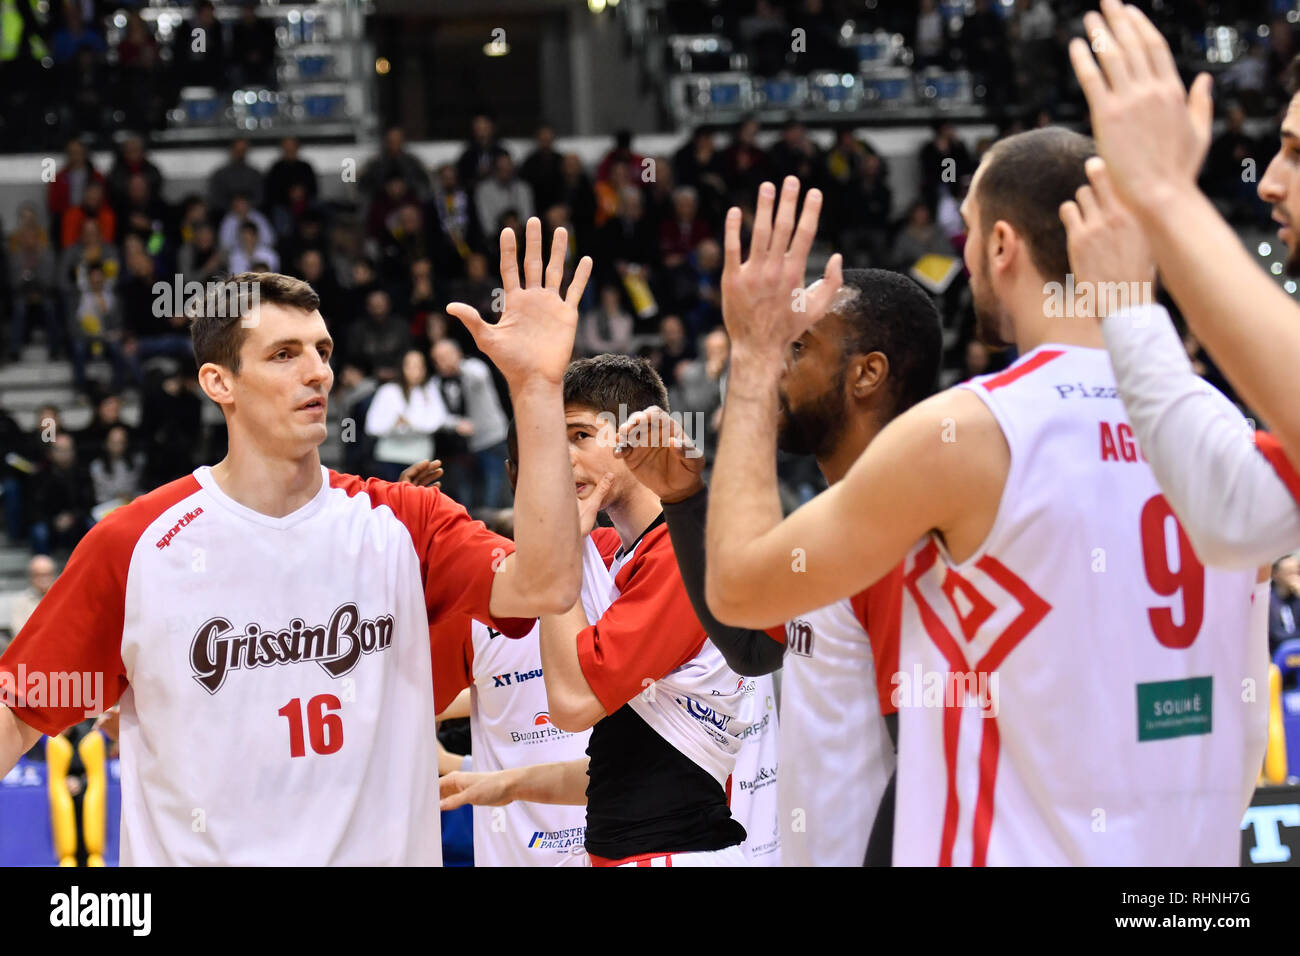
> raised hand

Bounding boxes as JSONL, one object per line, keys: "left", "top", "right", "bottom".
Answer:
{"left": 614, "top": 406, "right": 706, "bottom": 504}
{"left": 722, "top": 176, "right": 843, "bottom": 363}
{"left": 398, "top": 458, "right": 444, "bottom": 488}
{"left": 1059, "top": 157, "right": 1157, "bottom": 320}
{"left": 446, "top": 217, "right": 593, "bottom": 389}
{"left": 1068, "top": 0, "right": 1213, "bottom": 214}
{"left": 577, "top": 472, "right": 614, "bottom": 538}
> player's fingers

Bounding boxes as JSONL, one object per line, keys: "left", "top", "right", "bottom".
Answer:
{"left": 1099, "top": 0, "right": 1149, "bottom": 80}
{"left": 805, "top": 254, "right": 844, "bottom": 319}
{"left": 723, "top": 207, "right": 743, "bottom": 273}
{"left": 750, "top": 181, "right": 776, "bottom": 261}
{"left": 523, "top": 217, "right": 544, "bottom": 287}
{"left": 1084, "top": 157, "right": 1125, "bottom": 215}
{"left": 1188, "top": 72, "right": 1215, "bottom": 147}
{"left": 786, "top": 187, "right": 823, "bottom": 269}
{"left": 1083, "top": 11, "right": 1128, "bottom": 89}
{"left": 1069, "top": 37, "right": 1111, "bottom": 108}
{"left": 565, "top": 255, "right": 594, "bottom": 309}
{"left": 1074, "top": 183, "right": 1101, "bottom": 223}
{"left": 446, "top": 302, "right": 488, "bottom": 345}
{"left": 498, "top": 227, "right": 520, "bottom": 293}
{"left": 591, "top": 472, "right": 616, "bottom": 508}
{"left": 770, "top": 176, "right": 801, "bottom": 257}
{"left": 1059, "top": 199, "right": 1085, "bottom": 236}
{"left": 1126, "top": 2, "right": 1179, "bottom": 83}
{"left": 545, "top": 226, "right": 568, "bottom": 290}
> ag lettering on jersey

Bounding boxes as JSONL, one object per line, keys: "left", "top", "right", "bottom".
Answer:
{"left": 1099, "top": 421, "right": 1146, "bottom": 464}
{"left": 786, "top": 619, "right": 814, "bottom": 657}
{"left": 190, "top": 602, "right": 394, "bottom": 693}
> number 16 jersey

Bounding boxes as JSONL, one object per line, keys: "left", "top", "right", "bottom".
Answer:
{"left": 893, "top": 345, "right": 1267, "bottom": 866}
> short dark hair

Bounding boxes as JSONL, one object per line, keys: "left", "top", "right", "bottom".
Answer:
{"left": 563, "top": 353, "right": 670, "bottom": 419}
{"left": 976, "top": 127, "right": 1096, "bottom": 287}
{"left": 190, "top": 271, "right": 320, "bottom": 373}
{"left": 835, "top": 269, "right": 942, "bottom": 416}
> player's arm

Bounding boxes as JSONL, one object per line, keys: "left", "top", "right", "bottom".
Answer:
{"left": 1070, "top": 0, "right": 1300, "bottom": 467}
{"left": 0, "top": 705, "right": 42, "bottom": 778}
{"left": 708, "top": 387, "right": 989, "bottom": 628}
{"left": 615, "top": 407, "right": 785, "bottom": 675}
{"left": 1060, "top": 158, "right": 1300, "bottom": 567}
{"left": 439, "top": 757, "right": 590, "bottom": 809}
{"left": 446, "top": 218, "right": 594, "bottom": 618}
{"left": 436, "top": 686, "right": 471, "bottom": 722}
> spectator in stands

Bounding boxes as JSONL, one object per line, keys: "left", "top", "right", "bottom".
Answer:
{"left": 29, "top": 433, "right": 92, "bottom": 556}
{"left": 379, "top": 204, "right": 432, "bottom": 289}
{"left": 1270, "top": 555, "right": 1300, "bottom": 655}
{"left": 430, "top": 338, "right": 509, "bottom": 510}
{"left": 673, "top": 128, "right": 727, "bottom": 223}
{"left": 361, "top": 126, "right": 431, "bottom": 200}
{"left": 138, "top": 365, "right": 201, "bottom": 487}
{"left": 406, "top": 258, "right": 439, "bottom": 341}
{"left": 276, "top": 204, "right": 326, "bottom": 269}
{"left": 116, "top": 10, "right": 160, "bottom": 132}
{"left": 176, "top": 221, "right": 227, "bottom": 286}
{"left": 455, "top": 113, "right": 508, "bottom": 188}
{"left": 0, "top": 403, "right": 32, "bottom": 543}
{"left": 962, "top": 0, "right": 1015, "bottom": 110}
{"left": 7, "top": 203, "right": 61, "bottom": 361}
{"left": 913, "top": 0, "right": 948, "bottom": 70}
{"left": 89, "top": 424, "right": 143, "bottom": 510}
{"left": 116, "top": 173, "right": 170, "bottom": 252}
{"left": 209, "top": 138, "right": 264, "bottom": 215}
{"left": 366, "top": 172, "right": 414, "bottom": 241}
{"left": 443, "top": 253, "right": 496, "bottom": 351}
{"left": 173, "top": 0, "right": 228, "bottom": 90}
{"left": 175, "top": 196, "right": 210, "bottom": 245}
{"left": 430, "top": 164, "right": 481, "bottom": 273}
{"left": 681, "top": 238, "right": 723, "bottom": 336}
{"left": 348, "top": 289, "right": 409, "bottom": 382}
{"left": 60, "top": 179, "right": 114, "bottom": 251}
{"left": 659, "top": 185, "right": 712, "bottom": 308}
{"left": 653, "top": 314, "right": 696, "bottom": 390}
{"left": 57, "top": 217, "right": 119, "bottom": 327}
{"left": 578, "top": 285, "right": 635, "bottom": 358}
{"left": 596, "top": 130, "right": 646, "bottom": 188}
{"left": 31, "top": 404, "right": 62, "bottom": 455}
{"left": 77, "top": 392, "right": 136, "bottom": 458}
{"left": 597, "top": 186, "right": 657, "bottom": 292}
{"left": 230, "top": 0, "right": 278, "bottom": 89}
{"left": 559, "top": 153, "right": 597, "bottom": 247}
{"left": 519, "top": 124, "right": 566, "bottom": 215}
{"left": 51, "top": 0, "right": 106, "bottom": 65}
{"left": 106, "top": 134, "right": 164, "bottom": 218}
{"left": 718, "top": 117, "right": 770, "bottom": 204}
{"left": 364, "top": 349, "right": 448, "bottom": 482}
{"left": 840, "top": 151, "right": 894, "bottom": 268}
{"left": 768, "top": 119, "right": 823, "bottom": 188}
{"left": 217, "top": 193, "right": 275, "bottom": 252}
{"left": 121, "top": 244, "right": 193, "bottom": 371}
{"left": 10, "top": 555, "right": 56, "bottom": 638}
{"left": 69, "top": 261, "right": 130, "bottom": 393}
{"left": 892, "top": 199, "right": 954, "bottom": 272}
{"left": 918, "top": 121, "right": 975, "bottom": 212}
{"left": 675, "top": 326, "right": 728, "bottom": 459}
{"left": 229, "top": 221, "right": 279, "bottom": 275}
{"left": 474, "top": 153, "right": 534, "bottom": 241}
{"left": 1203, "top": 103, "right": 1268, "bottom": 225}
{"left": 264, "top": 137, "right": 318, "bottom": 213}
{"left": 47, "top": 138, "right": 104, "bottom": 248}
{"left": 297, "top": 248, "right": 344, "bottom": 333}
{"left": 791, "top": 0, "right": 848, "bottom": 73}
{"left": 739, "top": 0, "right": 790, "bottom": 77}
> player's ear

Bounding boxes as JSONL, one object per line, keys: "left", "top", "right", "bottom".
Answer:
{"left": 198, "top": 361, "right": 236, "bottom": 408}
{"left": 849, "top": 351, "right": 889, "bottom": 401}
{"left": 989, "top": 219, "right": 1017, "bottom": 275}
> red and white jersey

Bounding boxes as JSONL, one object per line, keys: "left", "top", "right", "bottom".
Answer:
{"left": 775, "top": 573, "right": 901, "bottom": 867}
{"left": 466, "top": 618, "right": 591, "bottom": 866}
{"left": 894, "top": 345, "right": 1263, "bottom": 866}
{"left": 731, "top": 673, "right": 781, "bottom": 865}
{"left": 0, "top": 466, "right": 527, "bottom": 866}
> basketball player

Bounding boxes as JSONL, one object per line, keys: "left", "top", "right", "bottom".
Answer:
{"left": 613, "top": 268, "right": 942, "bottom": 866}
{"left": 703, "top": 163, "right": 1264, "bottom": 865}
{"left": 443, "top": 354, "right": 757, "bottom": 867}
{"left": 1060, "top": 1, "right": 1300, "bottom": 566}
{"left": 0, "top": 219, "right": 593, "bottom": 865}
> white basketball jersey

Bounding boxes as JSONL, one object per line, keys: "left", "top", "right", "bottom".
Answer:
{"left": 731, "top": 673, "right": 781, "bottom": 865}
{"left": 778, "top": 597, "right": 896, "bottom": 867}
{"left": 893, "top": 345, "right": 1264, "bottom": 866}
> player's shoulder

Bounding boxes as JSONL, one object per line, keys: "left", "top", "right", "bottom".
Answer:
{"left": 327, "top": 468, "right": 441, "bottom": 515}
{"left": 879, "top": 385, "right": 1002, "bottom": 460}
{"left": 92, "top": 472, "right": 205, "bottom": 552}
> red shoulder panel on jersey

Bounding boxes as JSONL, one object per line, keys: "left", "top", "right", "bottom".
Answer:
{"left": 576, "top": 525, "right": 709, "bottom": 714}
{"left": 1254, "top": 431, "right": 1300, "bottom": 504}
{"left": 428, "top": 616, "right": 474, "bottom": 714}
{"left": 589, "top": 527, "right": 622, "bottom": 568}
{"left": 0, "top": 475, "right": 202, "bottom": 736}
{"left": 980, "top": 349, "right": 1066, "bottom": 392}
{"left": 328, "top": 471, "right": 533, "bottom": 638}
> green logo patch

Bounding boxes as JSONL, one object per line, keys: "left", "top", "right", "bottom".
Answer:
{"left": 1137, "top": 676, "right": 1212, "bottom": 742}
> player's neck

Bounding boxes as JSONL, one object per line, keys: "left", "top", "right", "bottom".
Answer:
{"left": 1012, "top": 281, "right": 1107, "bottom": 352}
{"left": 817, "top": 413, "right": 881, "bottom": 485}
{"left": 209, "top": 445, "right": 324, "bottom": 518}
{"left": 606, "top": 483, "right": 664, "bottom": 551}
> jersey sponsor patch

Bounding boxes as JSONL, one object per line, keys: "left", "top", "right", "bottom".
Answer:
{"left": 1137, "top": 676, "right": 1213, "bottom": 741}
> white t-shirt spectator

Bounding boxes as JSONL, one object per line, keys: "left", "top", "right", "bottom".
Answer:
{"left": 365, "top": 381, "right": 450, "bottom": 465}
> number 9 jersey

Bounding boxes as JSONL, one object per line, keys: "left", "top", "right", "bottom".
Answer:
{"left": 893, "top": 345, "right": 1268, "bottom": 866}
